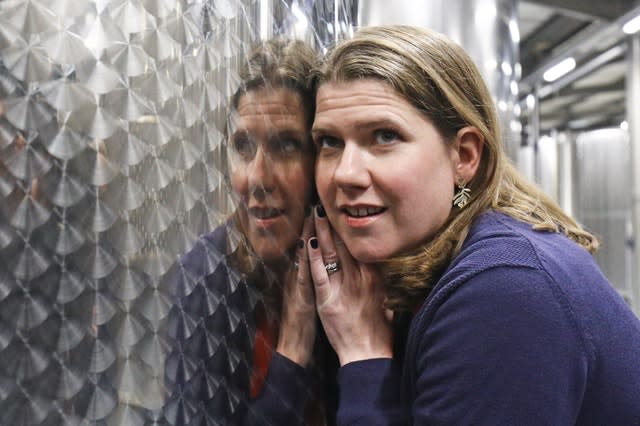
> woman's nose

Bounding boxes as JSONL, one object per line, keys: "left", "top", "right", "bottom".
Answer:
{"left": 333, "top": 143, "right": 370, "bottom": 190}
{"left": 247, "top": 146, "right": 274, "bottom": 196}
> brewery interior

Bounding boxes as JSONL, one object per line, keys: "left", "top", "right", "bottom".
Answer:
{"left": 0, "top": 0, "right": 639, "bottom": 423}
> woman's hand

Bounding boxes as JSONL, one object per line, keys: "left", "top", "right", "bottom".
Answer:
{"left": 275, "top": 214, "right": 317, "bottom": 367}
{"left": 308, "top": 206, "right": 393, "bottom": 366}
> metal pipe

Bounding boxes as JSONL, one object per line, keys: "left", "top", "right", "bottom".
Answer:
{"left": 537, "top": 44, "right": 627, "bottom": 99}
{"left": 626, "top": 34, "right": 640, "bottom": 314}
{"left": 521, "top": 4, "right": 640, "bottom": 90}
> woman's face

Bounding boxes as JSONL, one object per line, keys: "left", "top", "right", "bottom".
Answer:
{"left": 313, "top": 79, "right": 458, "bottom": 263}
{"left": 229, "top": 87, "right": 314, "bottom": 263}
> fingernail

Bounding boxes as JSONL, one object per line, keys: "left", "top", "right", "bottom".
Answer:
{"left": 309, "top": 238, "right": 318, "bottom": 249}
{"left": 297, "top": 239, "right": 304, "bottom": 249}
{"left": 316, "top": 204, "right": 326, "bottom": 218}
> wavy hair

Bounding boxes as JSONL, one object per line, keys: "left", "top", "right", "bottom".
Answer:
{"left": 316, "top": 25, "right": 598, "bottom": 312}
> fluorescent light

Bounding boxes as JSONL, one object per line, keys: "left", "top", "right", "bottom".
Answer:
{"left": 510, "top": 80, "right": 519, "bottom": 96}
{"left": 260, "top": 0, "right": 269, "bottom": 40}
{"left": 501, "top": 61, "right": 513, "bottom": 76}
{"left": 623, "top": 15, "right": 640, "bottom": 34}
{"left": 292, "top": 3, "right": 308, "bottom": 33}
{"left": 543, "top": 57, "right": 576, "bottom": 82}
{"left": 526, "top": 94, "right": 536, "bottom": 110}
{"left": 509, "top": 19, "right": 520, "bottom": 43}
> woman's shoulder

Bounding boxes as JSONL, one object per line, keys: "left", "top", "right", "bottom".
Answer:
{"left": 184, "top": 221, "right": 234, "bottom": 257}
{"left": 455, "top": 210, "right": 595, "bottom": 276}
{"left": 416, "top": 211, "right": 611, "bottom": 329}
{"left": 415, "top": 210, "right": 624, "bottom": 351}
{"left": 176, "top": 221, "right": 237, "bottom": 282}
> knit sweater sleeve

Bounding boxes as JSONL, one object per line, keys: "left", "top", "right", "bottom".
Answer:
{"left": 408, "top": 265, "right": 590, "bottom": 425}
{"left": 336, "top": 358, "right": 406, "bottom": 425}
{"left": 245, "top": 352, "right": 315, "bottom": 425}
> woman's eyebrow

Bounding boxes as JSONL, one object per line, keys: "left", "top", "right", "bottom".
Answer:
{"left": 269, "top": 128, "right": 306, "bottom": 137}
{"left": 312, "top": 118, "right": 402, "bottom": 135}
{"left": 229, "top": 129, "right": 250, "bottom": 140}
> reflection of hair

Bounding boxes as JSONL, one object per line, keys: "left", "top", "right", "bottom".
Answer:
{"left": 231, "top": 37, "right": 319, "bottom": 128}
{"left": 317, "top": 25, "right": 598, "bottom": 311}
{"left": 228, "top": 38, "right": 318, "bottom": 279}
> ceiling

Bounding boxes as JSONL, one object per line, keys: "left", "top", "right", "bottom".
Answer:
{"left": 518, "top": 0, "right": 640, "bottom": 134}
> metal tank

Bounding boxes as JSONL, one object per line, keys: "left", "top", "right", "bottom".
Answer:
{"left": 0, "top": 0, "right": 354, "bottom": 424}
{"left": 573, "top": 129, "right": 635, "bottom": 308}
{"left": 356, "top": 0, "right": 521, "bottom": 159}
{"left": 535, "top": 128, "right": 635, "bottom": 308}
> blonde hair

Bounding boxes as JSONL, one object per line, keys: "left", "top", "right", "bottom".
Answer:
{"left": 317, "top": 25, "right": 598, "bottom": 311}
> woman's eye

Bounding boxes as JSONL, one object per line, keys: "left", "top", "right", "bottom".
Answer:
{"left": 374, "top": 129, "right": 400, "bottom": 145}
{"left": 316, "top": 135, "right": 342, "bottom": 149}
{"left": 274, "top": 138, "right": 301, "bottom": 155}
{"left": 232, "top": 137, "right": 256, "bottom": 159}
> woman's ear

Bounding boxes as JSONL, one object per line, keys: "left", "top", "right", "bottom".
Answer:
{"left": 454, "top": 126, "right": 484, "bottom": 182}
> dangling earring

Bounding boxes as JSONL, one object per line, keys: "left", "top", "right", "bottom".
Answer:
{"left": 453, "top": 178, "right": 471, "bottom": 209}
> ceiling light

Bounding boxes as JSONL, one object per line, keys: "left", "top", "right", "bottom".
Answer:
{"left": 526, "top": 94, "right": 536, "bottom": 110}
{"left": 543, "top": 57, "right": 576, "bottom": 82}
{"left": 623, "top": 15, "right": 640, "bottom": 34}
{"left": 509, "top": 19, "right": 520, "bottom": 43}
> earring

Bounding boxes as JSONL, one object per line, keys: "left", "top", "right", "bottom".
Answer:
{"left": 453, "top": 178, "right": 471, "bottom": 209}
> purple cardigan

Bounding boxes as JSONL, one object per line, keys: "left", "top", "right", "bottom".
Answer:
{"left": 337, "top": 212, "right": 640, "bottom": 425}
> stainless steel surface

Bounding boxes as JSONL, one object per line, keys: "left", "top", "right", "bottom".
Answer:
{"left": 0, "top": 0, "right": 354, "bottom": 423}
{"left": 627, "top": 34, "right": 640, "bottom": 313}
{"left": 574, "top": 128, "right": 635, "bottom": 306}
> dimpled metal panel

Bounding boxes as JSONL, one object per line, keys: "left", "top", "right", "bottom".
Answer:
{"left": 0, "top": 1, "right": 356, "bottom": 424}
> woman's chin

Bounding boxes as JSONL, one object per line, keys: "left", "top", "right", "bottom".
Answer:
{"left": 255, "top": 247, "right": 288, "bottom": 264}
{"left": 347, "top": 244, "right": 387, "bottom": 264}
{"left": 251, "top": 239, "right": 294, "bottom": 266}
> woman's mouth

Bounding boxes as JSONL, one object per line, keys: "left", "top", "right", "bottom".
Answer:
{"left": 343, "top": 206, "right": 385, "bottom": 217}
{"left": 249, "top": 207, "right": 284, "bottom": 228}
{"left": 250, "top": 207, "right": 283, "bottom": 219}
{"left": 341, "top": 205, "right": 386, "bottom": 228}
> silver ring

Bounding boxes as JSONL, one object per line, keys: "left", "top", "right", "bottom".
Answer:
{"left": 324, "top": 261, "right": 340, "bottom": 275}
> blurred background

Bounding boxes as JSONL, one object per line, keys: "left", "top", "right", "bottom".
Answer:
{"left": 0, "top": 0, "right": 639, "bottom": 424}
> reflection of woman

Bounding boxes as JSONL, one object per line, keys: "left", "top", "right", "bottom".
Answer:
{"left": 164, "top": 39, "right": 333, "bottom": 425}
{"left": 306, "top": 25, "right": 640, "bottom": 424}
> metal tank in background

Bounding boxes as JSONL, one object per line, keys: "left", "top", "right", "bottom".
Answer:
{"left": 574, "top": 129, "right": 635, "bottom": 306}
{"left": 537, "top": 129, "right": 635, "bottom": 308}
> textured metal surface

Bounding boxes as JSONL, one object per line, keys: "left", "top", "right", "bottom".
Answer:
{"left": 574, "top": 128, "right": 634, "bottom": 306}
{"left": 0, "top": 0, "right": 357, "bottom": 424}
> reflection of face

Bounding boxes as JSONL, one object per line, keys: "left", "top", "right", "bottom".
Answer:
{"left": 313, "top": 79, "right": 457, "bottom": 263}
{"left": 229, "top": 87, "right": 313, "bottom": 263}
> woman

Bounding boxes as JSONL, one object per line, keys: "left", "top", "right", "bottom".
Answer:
{"left": 307, "top": 25, "right": 640, "bottom": 424}
{"left": 164, "top": 38, "right": 334, "bottom": 425}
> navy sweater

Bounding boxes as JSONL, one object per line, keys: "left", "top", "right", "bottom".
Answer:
{"left": 336, "top": 212, "right": 640, "bottom": 425}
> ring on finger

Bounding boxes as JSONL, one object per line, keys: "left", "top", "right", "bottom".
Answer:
{"left": 324, "top": 260, "right": 340, "bottom": 275}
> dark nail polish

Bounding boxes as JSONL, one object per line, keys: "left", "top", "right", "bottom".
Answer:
{"left": 297, "top": 239, "right": 304, "bottom": 249}
{"left": 316, "top": 204, "right": 326, "bottom": 218}
{"left": 309, "top": 238, "right": 318, "bottom": 249}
